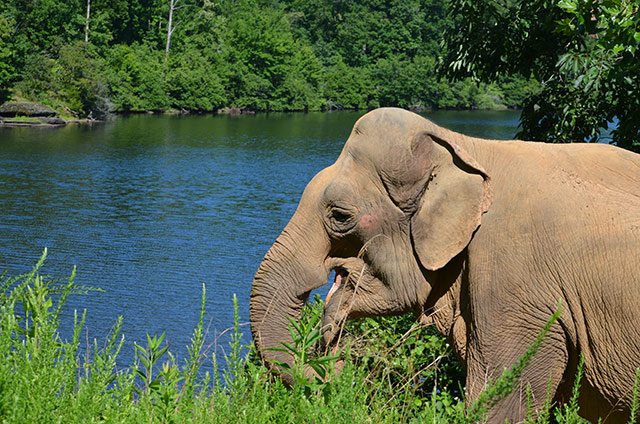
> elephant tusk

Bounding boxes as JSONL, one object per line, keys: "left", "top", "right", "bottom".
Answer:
{"left": 325, "top": 268, "right": 346, "bottom": 304}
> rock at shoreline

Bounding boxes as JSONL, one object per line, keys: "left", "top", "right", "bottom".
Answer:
{"left": 0, "top": 101, "right": 73, "bottom": 127}
{"left": 0, "top": 102, "right": 57, "bottom": 117}
{"left": 38, "top": 116, "right": 67, "bottom": 125}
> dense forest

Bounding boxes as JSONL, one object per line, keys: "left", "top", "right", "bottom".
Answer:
{"left": 0, "top": 0, "right": 537, "bottom": 118}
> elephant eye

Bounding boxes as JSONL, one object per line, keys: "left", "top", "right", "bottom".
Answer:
{"left": 331, "top": 209, "right": 351, "bottom": 222}
{"left": 326, "top": 205, "right": 357, "bottom": 233}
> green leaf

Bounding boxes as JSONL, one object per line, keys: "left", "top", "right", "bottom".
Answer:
{"left": 557, "top": 0, "right": 578, "bottom": 13}
{"left": 310, "top": 363, "right": 326, "bottom": 379}
{"left": 310, "top": 354, "right": 340, "bottom": 364}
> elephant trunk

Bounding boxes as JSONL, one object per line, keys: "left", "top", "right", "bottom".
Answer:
{"left": 250, "top": 218, "right": 329, "bottom": 385}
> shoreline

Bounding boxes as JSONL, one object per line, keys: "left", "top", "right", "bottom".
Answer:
{"left": 0, "top": 117, "right": 98, "bottom": 128}
{"left": 1, "top": 105, "right": 521, "bottom": 128}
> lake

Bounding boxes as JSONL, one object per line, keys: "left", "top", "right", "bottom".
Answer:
{"left": 0, "top": 109, "right": 520, "bottom": 367}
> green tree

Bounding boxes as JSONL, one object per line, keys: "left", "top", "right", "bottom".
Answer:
{"left": 323, "top": 60, "right": 372, "bottom": 110}
{"left": 441, "top": 0, "right": 640, "bottom": 151}
{"left": 224, "top": 6, "right": 323, "bottom": 111}
{"left": 103, "top": 42, "right": 168, "bottom": 111}
{"left": 283, "top": 0, "right": 450, "bottom": 66}
{"left": 166, "top": 47, "right": 227, "bottom": 111}
{"left": 13, "top": 41, "right": 111, "bottom": 118}
{"left": 0, "top": 0, "right": 545, "bottom": 114}
{"left": 17, "top": 0, "right": 84, "bottom": 51}
{"left": 0, "top": 14, "right": 19, "bottom": 102}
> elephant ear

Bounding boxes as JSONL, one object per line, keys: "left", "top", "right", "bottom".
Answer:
{"left": 408, "top": 131, "right": 492, "bottom": 271}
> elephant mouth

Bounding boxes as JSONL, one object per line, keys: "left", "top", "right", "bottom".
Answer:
{"left": 324, "top": 256, "right": 370, "bottom": 305}
{"left": 322, "top": 257, "right": 369, "bottom": 349}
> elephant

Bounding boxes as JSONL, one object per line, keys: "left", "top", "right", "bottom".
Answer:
{"left": 250, "top": 107, "right": 640, "bottom": 423}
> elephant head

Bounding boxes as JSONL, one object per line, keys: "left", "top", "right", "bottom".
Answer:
{"left": 250, "top": 108, "right": 492, "bottom": 383}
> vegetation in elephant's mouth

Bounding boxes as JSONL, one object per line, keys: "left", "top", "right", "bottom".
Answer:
{"left": 3, "top": 252, "right": 631, "bottom": 423}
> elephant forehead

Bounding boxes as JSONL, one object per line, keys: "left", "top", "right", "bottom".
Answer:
{"left": 328, "top": 153, "right": 385, "bottom": 196}
{"left": 346, "top": 108, "right": 431, "bottom": 161}
{"left": 354, "top": 107, "right": 427, "bottom": 131}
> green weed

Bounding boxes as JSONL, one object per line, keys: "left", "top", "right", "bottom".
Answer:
{"left": 266, "top": 295, "right": 340, "bottom": 392}
{"left": 0, "top": 251, "right": 630, "bottom": 423}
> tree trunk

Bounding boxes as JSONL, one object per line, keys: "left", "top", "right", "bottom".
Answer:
{"left": 85, "top": 0, "right": 90, "bottom": 43}
{"left": 165, "top": 0, "right": 177, "bottom": 64}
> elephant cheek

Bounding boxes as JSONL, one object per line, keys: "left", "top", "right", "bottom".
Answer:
{"left": 358, "top": 213, "right": 382, "bottom": 237}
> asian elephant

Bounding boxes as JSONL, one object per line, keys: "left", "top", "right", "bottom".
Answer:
{"left": 250, "top": 107, "right": 640, "bottom": 423}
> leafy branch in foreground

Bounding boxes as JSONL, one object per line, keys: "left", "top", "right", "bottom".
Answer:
{"left": 266, "top": 295, "right": 340, "bottom": 394}
{"left": 442, "top": 0, "right": 639, "bottom": 151}
{"left": 630, "top": 368, "right": 640, "bottom": 424}
{"left": 553, "top": 353, "right": 586, "bottom": 423}
{"left": 133, "top": 333, "right": 171, "bottom": 395}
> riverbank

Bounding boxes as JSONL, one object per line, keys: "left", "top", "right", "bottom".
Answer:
{"left": 0, "top": 100, "right": 523, "bottom": 129}
{"left": 0, "top": 117, "right": 96, "bottom": 127}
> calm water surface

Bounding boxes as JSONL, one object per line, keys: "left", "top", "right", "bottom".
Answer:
{"left": 0, "top": 110, "right": 519, "bottom": 366}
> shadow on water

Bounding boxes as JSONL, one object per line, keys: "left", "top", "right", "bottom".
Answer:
{"left": 0, "top": 109, "right": 520, "bottom": 369}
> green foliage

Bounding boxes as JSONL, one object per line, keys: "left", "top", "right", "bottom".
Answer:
{"left": 630, "top": 369, "right": 640, "bottom": 424}
{"left": 223, "top": 6, "right": 324, "bottom": 111}
{"left": 133, "top": 333, "right": 171, "bottom": 395}
{"left": 166, "top": 47, "right": 227, "bottom": 111}
{"left": 103, "top": 42, "right": 169, "bottom": 112}
{"left": 282, "top": 0, "right": 449, "bottom": 66}
{"left": 2, "top": 254, "right": 620, "bottom": 423}
{"left": 344, "top": 310, "right": 464, "bottom": 400}
{"left": 553, "top": 354, "right": 589, "bottom": 424}
{"left": 14, "top": 0, "right": 83, "bottom": 52}
{"left": 323, "top": 59, "right": 374, "bottom": 110}
{"left": 266, "top": 296, "right": 340, "bottom": 392}
{"left": 553, "top": 0, "right": 639, "bottom": 150}
{"left": 0, "top": 13, "right": 20, "bottom": 103}
{"left": 0, "top": 0, "right": 538, "bottom": 116}
{"left": 13, "top": 41, "right": 111, "bottom": 119}
{"left": 442, "top": 0, "right": 640, "bottom": 150}
{"left": 340, "top": 311, "right": 467, "bottom": 422}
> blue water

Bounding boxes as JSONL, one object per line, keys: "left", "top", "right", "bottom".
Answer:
{"left": 0, "top": 110, "right": 520, "bottom": 368}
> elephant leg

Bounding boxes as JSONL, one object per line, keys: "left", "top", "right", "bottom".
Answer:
{"left": 465, "top": 323, "right": 569, "bottom": 423}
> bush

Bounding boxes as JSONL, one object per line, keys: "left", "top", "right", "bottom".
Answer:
{"left": 323, "top": 59, "right": 374, "bottom": 110}
{"left": 223, "top": 7, "right": 325, "bottom": 112}
{"left": 166, "top": 48, "right": 227, "bottom": 111}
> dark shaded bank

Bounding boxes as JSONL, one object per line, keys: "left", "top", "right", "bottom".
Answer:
{"left": 0, "top": 100, "right": 524, "bottom": 129}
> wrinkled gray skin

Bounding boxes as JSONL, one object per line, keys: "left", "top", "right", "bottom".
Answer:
{"left": 250, "top": 108, "right": 640, "bottom": 423}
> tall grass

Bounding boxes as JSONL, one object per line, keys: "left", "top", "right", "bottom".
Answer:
{"left": 0, "top": 251, "right": 636, "bottom": 423}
